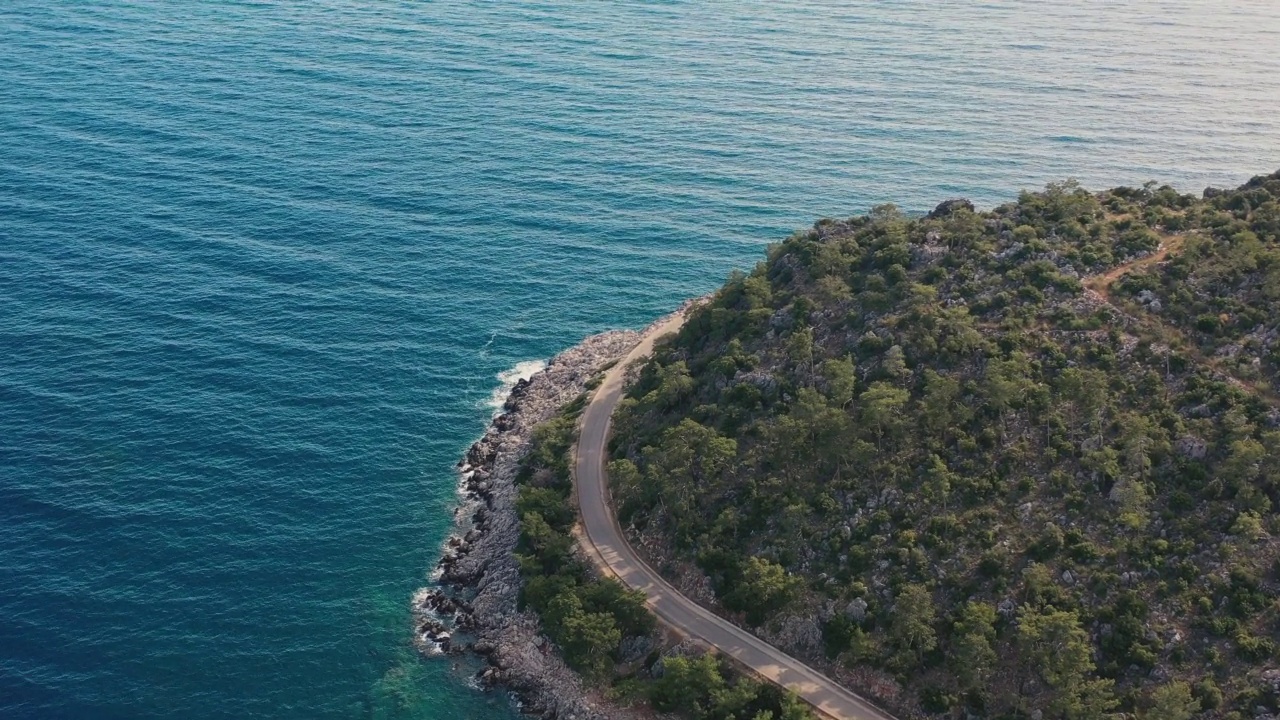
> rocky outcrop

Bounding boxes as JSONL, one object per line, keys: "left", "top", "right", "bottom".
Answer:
{"left": 414, "top": 306, "right": 695, "bottom": 719}
{"left": 926, "top": 197, "right": 975, "bottom": 219}
{"left": 413, "top": 328, "right": 638, "bottom": 719}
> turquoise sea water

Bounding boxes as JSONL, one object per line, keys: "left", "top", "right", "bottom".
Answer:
{"left": 1, "top": 2, "right": 1278, "bottom": 718}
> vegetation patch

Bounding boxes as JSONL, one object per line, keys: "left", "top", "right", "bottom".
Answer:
{"left": 515, "top": 400, "right": 817, "bottom": 719}
{"left": 611, "top": 173, "right": 1280, "bottom": 719}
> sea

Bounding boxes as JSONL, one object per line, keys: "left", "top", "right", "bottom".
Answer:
{"left": 1, "top": 2, "right": 1277, "bottom": 719}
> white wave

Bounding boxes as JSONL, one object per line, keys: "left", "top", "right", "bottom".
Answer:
{"left": 484, "top": 359, "right": 546, "bottom": 413}
{"left": 418, "top": 637, "right": 446, "bottom": 657}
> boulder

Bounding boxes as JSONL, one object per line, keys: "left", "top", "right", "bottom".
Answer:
{"left": 1176, "top": 435, "right": 1208, "bottom": 460}
{"left": 618, "top": 635, "right": 655, "bottom": 663}
{"left": 927, "top": 198, "right": 975, "bottom": 219}
{"left": 998, "top": 598, "right": 1017, "bottom": 619}
{"left": 844, "top": 597, "right": 869, "bottom": 622}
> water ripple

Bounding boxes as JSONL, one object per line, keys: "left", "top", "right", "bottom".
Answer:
{"left": 1, "top": 1, "right": 1278, "bottom": 719}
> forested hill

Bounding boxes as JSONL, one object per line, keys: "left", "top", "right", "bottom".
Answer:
{"left": 609, "top": 172, "right": 1280, "bottom": 719}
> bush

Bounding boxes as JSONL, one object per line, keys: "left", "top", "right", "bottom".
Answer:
{"left": 514, "top": 406, "right": 659, "bottom": 686}
{"left": 1193, "top": 678, "right": 1224, "bottom": 710}
{"left": 1234, "top": 631, "right": 1276, "bottom": 661}
{"left": 723, "top": 557, "right": 800, "bottom": 625}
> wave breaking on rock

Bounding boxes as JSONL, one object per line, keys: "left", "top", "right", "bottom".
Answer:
{"left": 413, "top": 327, "right": 645, "bottom": 718}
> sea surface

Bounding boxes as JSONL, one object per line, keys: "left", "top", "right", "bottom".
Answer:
{"left": 1, "top": 2, "right": 1278, "bottom": 718}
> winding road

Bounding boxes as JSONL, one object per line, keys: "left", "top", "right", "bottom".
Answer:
{"left": 573, "top": 312, "right": 896, "bottom": 720}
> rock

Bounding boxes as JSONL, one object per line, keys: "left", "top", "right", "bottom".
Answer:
{"left": 762, "top": 615, "right": 822, "bottom": 656}
{"left": 844, "top": 598, "right": 869, "bottom": 622}
{"left": 408, "top": 311, "right": 704, "bottom": 720}
{"left": 1061, "top": 570, "right": 1075, "bottom": 585}
{"left": 1176, "top": 435, "right": 1208, "bottom": 459}
{"left": 998, "top": 598, "right": 1017, "bottom": 619}
{"left": 618, "top": 635, "right": 654, "bottom": 663}
{"left": 927, "top": 198, "right": 975, "bottom": 219}
{"left": 911, "top": 242, "right": 948, "bottom": 267}
{"left": 1263, "top": 668, "right": 1280, "bottom": 693}
{"left": 995, "top": 241, "right": 1024, "bottom": 260}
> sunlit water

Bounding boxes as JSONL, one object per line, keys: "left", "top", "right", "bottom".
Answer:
{"left": 2, "top": 1, "right": 1277, "bottom": 718}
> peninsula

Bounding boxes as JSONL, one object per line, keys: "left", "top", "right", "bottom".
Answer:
{"left": 425, "top": 171, "right": 1280, "bottom": 720}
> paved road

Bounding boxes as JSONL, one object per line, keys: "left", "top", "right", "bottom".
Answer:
{"left": 574, "top": 313, "right": 896, "bottom": 720}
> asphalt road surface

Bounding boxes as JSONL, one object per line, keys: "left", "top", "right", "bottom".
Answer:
{"left": 574, "top": 312, "right": 897, "bottom": 720}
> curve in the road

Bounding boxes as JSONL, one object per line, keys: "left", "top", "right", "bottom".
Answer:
{"left": 573, "top": 312, "right": 897, "bottom": 720}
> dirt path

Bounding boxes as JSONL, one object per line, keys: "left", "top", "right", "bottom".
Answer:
{"left": 1081, "top": 232, "right": 1280, "bottom": 406}
{"left": 1084, "top": 232, "right": 1185, "bottom": 302}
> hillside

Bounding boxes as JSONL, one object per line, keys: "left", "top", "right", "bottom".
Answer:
{"left": 608, "top": 172, "right": 1280, "bottom": 719}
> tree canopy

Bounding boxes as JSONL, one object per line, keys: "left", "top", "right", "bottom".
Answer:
{"left": 610, "top": 172, "right": 1280, "bottom": 718}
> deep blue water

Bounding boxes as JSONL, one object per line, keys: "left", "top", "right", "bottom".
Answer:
{"left": 1, "top": 2, "right": 1278, "bottom": 718}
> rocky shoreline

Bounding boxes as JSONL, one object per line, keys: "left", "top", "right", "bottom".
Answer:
{"left": 411, "top": 322, "right": 657, "bottom": 719}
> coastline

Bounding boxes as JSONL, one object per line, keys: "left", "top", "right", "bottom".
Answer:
{"left": 413, "top": 306, "right": 692, "bottom": 719}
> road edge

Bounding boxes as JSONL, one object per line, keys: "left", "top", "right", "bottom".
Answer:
{"left": 570, "top": 306, "right": 898, "bottom": 720}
